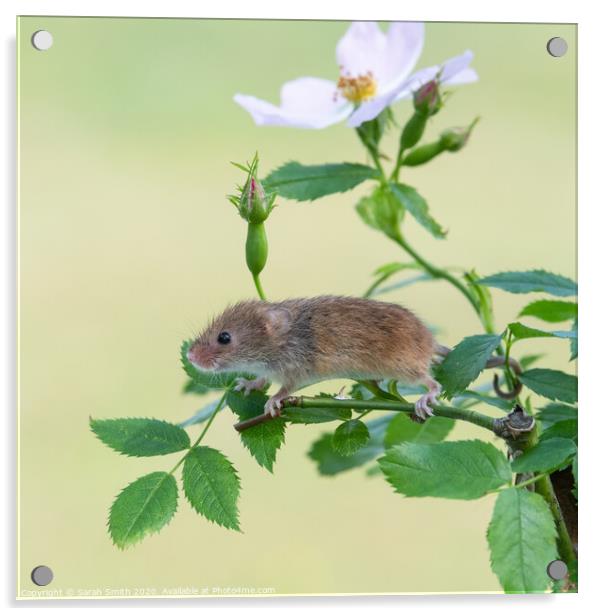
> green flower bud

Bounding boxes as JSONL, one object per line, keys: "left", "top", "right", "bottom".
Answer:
{"left": 413, "top": 80, "right": 442, "bottom": 116}
{"left": 400, "top": 111, "right": 428, "bottom": 151}
{"left": 228, "top": 153, "right": 276, "bottom": 224}
{"left": 245, "top": 222, "right": 268, "bottom": 276}
{"left": 439, "top": 117, "right": 480, "bottom": 152}
{"left": 402, "top": 141, "right": 445, "bottom": 167}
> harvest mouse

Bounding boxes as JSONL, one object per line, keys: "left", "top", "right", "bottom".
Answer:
{"left": 187, "top": 296, "right": 519, "bottom": 420}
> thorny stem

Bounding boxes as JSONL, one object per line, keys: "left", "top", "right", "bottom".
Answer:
{"left": 169, "top": 389, "right": 230, "bottom": 475}
{"left": 234, "top": 395, "right": 497, "bottom": 433}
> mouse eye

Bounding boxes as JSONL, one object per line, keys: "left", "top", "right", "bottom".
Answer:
{"left": 217, "top": 331, "right": 231, "bottom": 345}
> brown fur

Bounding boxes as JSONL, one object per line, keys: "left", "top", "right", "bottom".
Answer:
{"left": 188, "top": 296, "right": 435, "bottom": 390}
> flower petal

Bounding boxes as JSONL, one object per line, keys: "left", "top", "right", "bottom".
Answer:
{"left": 379, "top": 22, "right": 425, "bottom": 93}
{"left": 439, "top": 50, "right": 475, "bottom": 83}
{"left": 445, "top": 67, "right": 479, "bottom": 86}
{"left": 336, "top": 22, "right": 387, "bottom": 81}
{"left": 234, "top": 77, "right": 352, "bottom": 129}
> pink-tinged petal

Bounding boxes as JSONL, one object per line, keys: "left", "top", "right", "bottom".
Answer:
{"left": 439, "top": 50, "right": 475, "bottom": 82}
{"left": 445, "top": 67, "right": 478, "bottom": 86}
{"left": 379, "top": 22, "right": 425, "bottom": 93}
{"left": 336, "top": 22, "right": 387, "bottom": 81}
{"left": 234, "top": 77, "right": 352, "bottom": 129}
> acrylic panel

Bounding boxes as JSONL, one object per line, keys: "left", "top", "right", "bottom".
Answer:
{"left": 17, "top": 17, "right": 577, "bottom": 598}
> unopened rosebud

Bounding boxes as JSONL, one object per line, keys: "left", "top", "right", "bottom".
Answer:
{"left": 413, "top": 80, "right": 442, "bottom": 116}
{"left": 439, "top": 117, "right": 480, "bottom": 152}
{"left": 243, "top": 176, "right": 270, "bottom": 223}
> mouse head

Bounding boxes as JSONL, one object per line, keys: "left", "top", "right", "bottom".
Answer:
{"left": 187, "top": 301, "right": 290, "bottom": 374}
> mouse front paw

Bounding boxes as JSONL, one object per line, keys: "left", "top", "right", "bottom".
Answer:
{"left": 234, "top": 376, "right": 268, "bottom": 396}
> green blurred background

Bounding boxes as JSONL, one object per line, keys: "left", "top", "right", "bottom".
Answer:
{"left": 17, "top": 17, "right": 576, "bottom": 597}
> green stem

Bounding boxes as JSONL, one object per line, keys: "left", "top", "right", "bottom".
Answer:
{"left": 236, "top": 395, "right": 497, "bottom": 433}
{"left": 534, "top": 474, "right": 577, "bottom": 568}
{"left": 391, "top": 147, "right": 404, "bottom": 182}
{"left": 392, "top": 233, "right": 481, "bottom": 316}
{"left": 169, "top": 389, "right": 229, "bottom": 475}
{"left": 252, "top": 273, "right": 267, "bottom": 300}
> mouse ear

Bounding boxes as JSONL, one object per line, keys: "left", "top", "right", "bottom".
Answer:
{"left": 265, "top": 306, "right": 291, "bottom": 336}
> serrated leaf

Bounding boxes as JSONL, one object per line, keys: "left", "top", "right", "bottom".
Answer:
{"left": 308, "top": 414, "right": 393, "bottom": 475}
{"left": 536, "top": 403, "right": 577, "bottom": 431}
{"left": 178, "top": 399, "right": 222, "bottom": 428}
{"left": 520, "top": 368, "right": 577, "bottom": 403}
{"left": 384, "top": 413, "right": 454, "bottom": 447}
{"left": 282, "top": 407, "right": 352, "bottom": 424}
{"left": 181, "top": 340, "right": 252, "bottom": 390}
{"left": 478, "top": 270, "right": 577, "bottom": 297}
{"left": 90, "top": 418, "right": 190, "bottom": 457}
{"left": 109, "top": 472, "right": 178, "bottom": 549}
{"left": 226, "top": 389, "right": 267, "bottom": 419}
{"left": 508, "top": 322, "right": 576, "bottom": 342}
{"left": 356, "top": 185, "right": 404, "bottom": 240}
{"left": 182, "top": 447, "right": 240, "bottom": 531}
{"left": 263, "top": 162, "right": 378, "bottom": 201}
{"left": 435, "top": 334, "right": 502, "bottom": 397}
{"left": 390, "top": 183, "right": 446, "bottom": 239}
{"left": 240, "top": 418, "right": 286, "bottom": 473}
{"left": 518, "top": 300, "right": 577, "bottom": 323}
{"left": 511, "top": 438, "right": 576, "bottom": 473}
{"left": 487, "top": 488, "right": 558, "bottom": 592}
{"left": 379, "top": 440, "right": 511, "bottom": 499}
{"left": 332, "top": 419, "right": 370, "bottom": 456}
{"left": 540, "top": 418, "right": 577, "bottom": 442}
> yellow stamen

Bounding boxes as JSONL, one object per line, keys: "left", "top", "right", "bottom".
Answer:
{"left": 337, "top": 71, "right": 377, "bottom": 103}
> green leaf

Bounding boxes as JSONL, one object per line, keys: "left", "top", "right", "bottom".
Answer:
{"left": 536, "top": 402, "right": 577, "bottom": 431}
{"left": 240, "top": 419, "right": 286, "bottom": 473}
{"left": 507, "top": 322, "right": 576, "bottom": 342}
{"left": 182, "top": 378, "right": 210, "bottom": 395}
{"left": 478, "top": 270, "right": 577, "bottom": 297}
{"left": 263, "top": 162, "right": 379, "bottom": 202}
{"left": 518, "top": 300, "right": 577, "bottom": 323}
{"left": 435, "top": 334, "right": 502, "bottom": 396}
{"left": 384, "top": 413, "right": 454, "bottom": 447}
{"left": 182, "top": 447, "right": 241, "bottom": 531}
{"left": 90, "top": 418, "right": 190, "bottom": 457}
{"left": 378, "top": 440, "right": 511, "bottom": 499}
{"left": 390, "top": 183, "right": 446, "bottom": 239}
{"left": 109, "top": 472, "right": 178, "bottom": 549}
{"left": 570, "top": 318, "right": 578, "bottom": 361}
{"left": 226, "top": 389, "right": 267, "bottom": 419}
{"left": 520, "top": 368, "right": 577, "bottom": 403}
{"left": 540, "top": 418, "right": 577, "bottom": 442}
{"left": 519, "top": 354, "right": 545, "bottom": 370}
{"left": 332, "top": 419, "right": 371, "bottom": 456}
{"left": 282, "top": 406, "right": 352, "bottom": 424}
{"left": 181, "top": 340, "right": 252, "bottom": 390}
{"left": 356, "top": 185, "right": 404, "bottom": 240}
{"left": 308, "top": 414, "right": 393, "bottom": 475}
{"left": 225, "top": 390, "right": 286, "bottom": 471}
{"left": 511, "top": 438, "right": 576, "bottom": 473}
{"left": 452, "top": 390, "right": 513, "bottom": 411}
{"left": 178, "top": 399, "right": 222, "bottom": 428}
{"left": 487, "top": 488, "right": 558, "bottom": 592}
